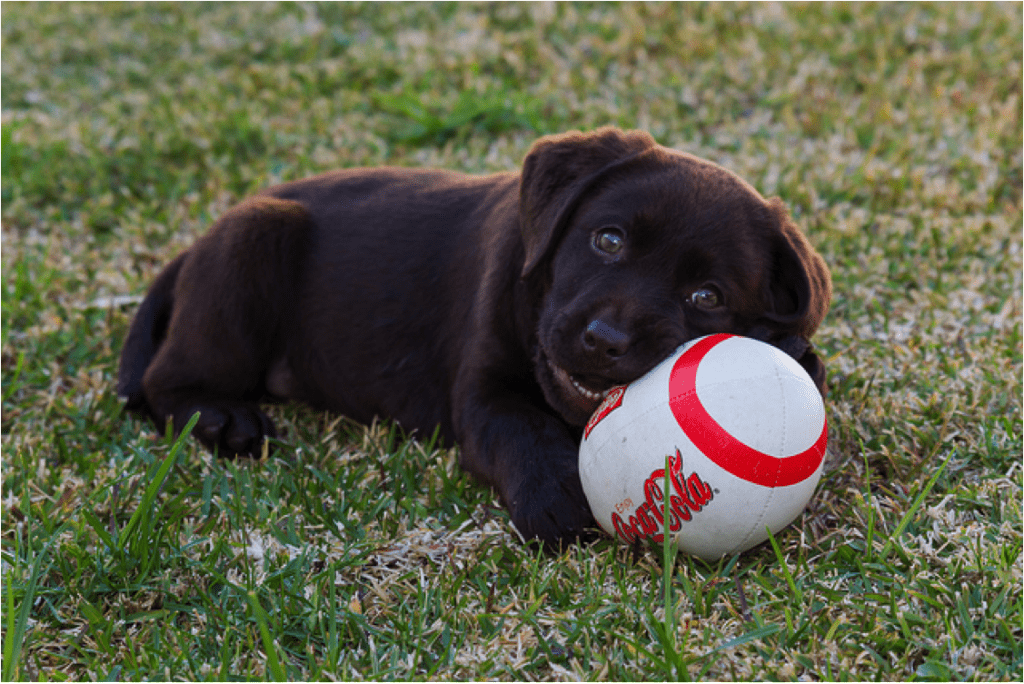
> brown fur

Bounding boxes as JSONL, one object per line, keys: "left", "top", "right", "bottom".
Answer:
{"left": 118, "top": 128, "right": 831, "bottom": 547}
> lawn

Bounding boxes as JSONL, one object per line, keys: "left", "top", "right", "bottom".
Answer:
{"left": 2, "top": 2, "right": 1021, "bottom": 680}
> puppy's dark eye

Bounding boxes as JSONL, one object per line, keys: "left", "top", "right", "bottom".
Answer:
{"left": 688, "top": 286, "right": 722, "bottom": 311}
{"left": 592, "top": 227, "right": 626, "bottom": 256}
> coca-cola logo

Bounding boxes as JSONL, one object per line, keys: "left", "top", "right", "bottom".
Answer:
{"left": 583, "top": 385, "right": 627, "bottom": 440}
{"left": 610, "top": 448, "right": 714, "bottom": 544}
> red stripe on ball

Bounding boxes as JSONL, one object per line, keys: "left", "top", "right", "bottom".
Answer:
{"left": 668, "top": 334, "right": 827, "bottom": 488}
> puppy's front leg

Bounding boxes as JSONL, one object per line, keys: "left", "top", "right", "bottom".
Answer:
{"left": 454, "top": 394, "right": 596, "bottom": 548}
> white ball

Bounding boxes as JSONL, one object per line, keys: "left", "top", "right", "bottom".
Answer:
{"left": 579, "top": 333, "right": 828, "bottom": 559}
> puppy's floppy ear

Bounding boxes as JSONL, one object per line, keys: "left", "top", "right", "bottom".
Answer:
{"left": 771, "top": 333, "right": 829, "bottom": 396}
{"left": 751, "top": 199, "right": 832, "bottom": 394}
{"left": 519, "top": 127, "right": 657, "bottom": 278}
{"left": 758, "top": 198, "right": 832, "bottom": 339}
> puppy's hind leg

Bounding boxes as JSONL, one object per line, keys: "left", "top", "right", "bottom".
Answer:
{"left": 139, "top": 197, "right": 313, "bottom": 457}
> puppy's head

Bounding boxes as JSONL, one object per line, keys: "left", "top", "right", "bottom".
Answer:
{"left": 520, "top": 128, "right": 831, "bottom": 426}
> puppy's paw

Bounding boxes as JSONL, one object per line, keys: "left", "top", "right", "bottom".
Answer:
{"left": 507, "top": 473, "right": 598, "bottom": 551}
{"left": 173, "top": 401, "right": 277, "bottom": 458}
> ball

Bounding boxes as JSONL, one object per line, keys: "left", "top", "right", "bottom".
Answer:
{"left": 578, "top": 333, "right": 828, "bottom": 559}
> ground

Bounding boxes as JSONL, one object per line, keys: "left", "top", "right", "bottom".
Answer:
{"left": 2, "top": 2, "right": 1021, "bottom": 680}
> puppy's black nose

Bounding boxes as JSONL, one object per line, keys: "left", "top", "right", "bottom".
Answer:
{"left": 583, "top": 319, "right": 631, "bottom": 359}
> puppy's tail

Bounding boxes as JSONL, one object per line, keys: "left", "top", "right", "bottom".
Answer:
{"left": 116, "top": 253, "right": 186, "bottom": 416}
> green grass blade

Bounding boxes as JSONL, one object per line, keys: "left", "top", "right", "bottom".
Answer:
{"left": 879, "top": 449, "right": 955, "bottom": 561}
{"left": 81, "top": 508, "right": 118, "bottom": 553}
{"left": 121, "top": 412, "right": 199, "bottom": 549}
{"left": 710, "top": 623, "right": 782, "bottom": 654}
{"left": 765, "top": 526, "right": 801, "bottom": 603}
{"left": 662, "top": 459, "right": 677, "bottom": 639}
{"left": 3, "top": 550, "right": 50, "bottom": 681}
{"left": 247, "top": 591, "right": 288, "bottom": 681}
{"left": 1, "top": 350, "right": 25, "bottom": 402}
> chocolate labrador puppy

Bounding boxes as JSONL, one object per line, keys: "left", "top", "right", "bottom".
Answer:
{"left": 118, "top": 127, "right": 831, "bottom": 547}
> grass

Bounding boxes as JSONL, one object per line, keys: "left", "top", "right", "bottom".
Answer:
{"left": 2, "top": 1, "right": 1021, "bottom": 680}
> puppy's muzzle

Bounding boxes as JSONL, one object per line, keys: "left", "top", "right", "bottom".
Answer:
{"left": 582, "top": 319, "right": 631, "bottom": 361}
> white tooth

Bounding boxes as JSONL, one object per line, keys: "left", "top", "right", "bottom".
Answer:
{"left": 549, "top": 356, "right": 607, "bottom": 402}
{"left": 570, "top": 377, "right": 602, "bottom": 401}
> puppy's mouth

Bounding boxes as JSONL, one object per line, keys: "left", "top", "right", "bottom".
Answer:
{"left": 545, "top": 357, "right": 615, "bottom": 418}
